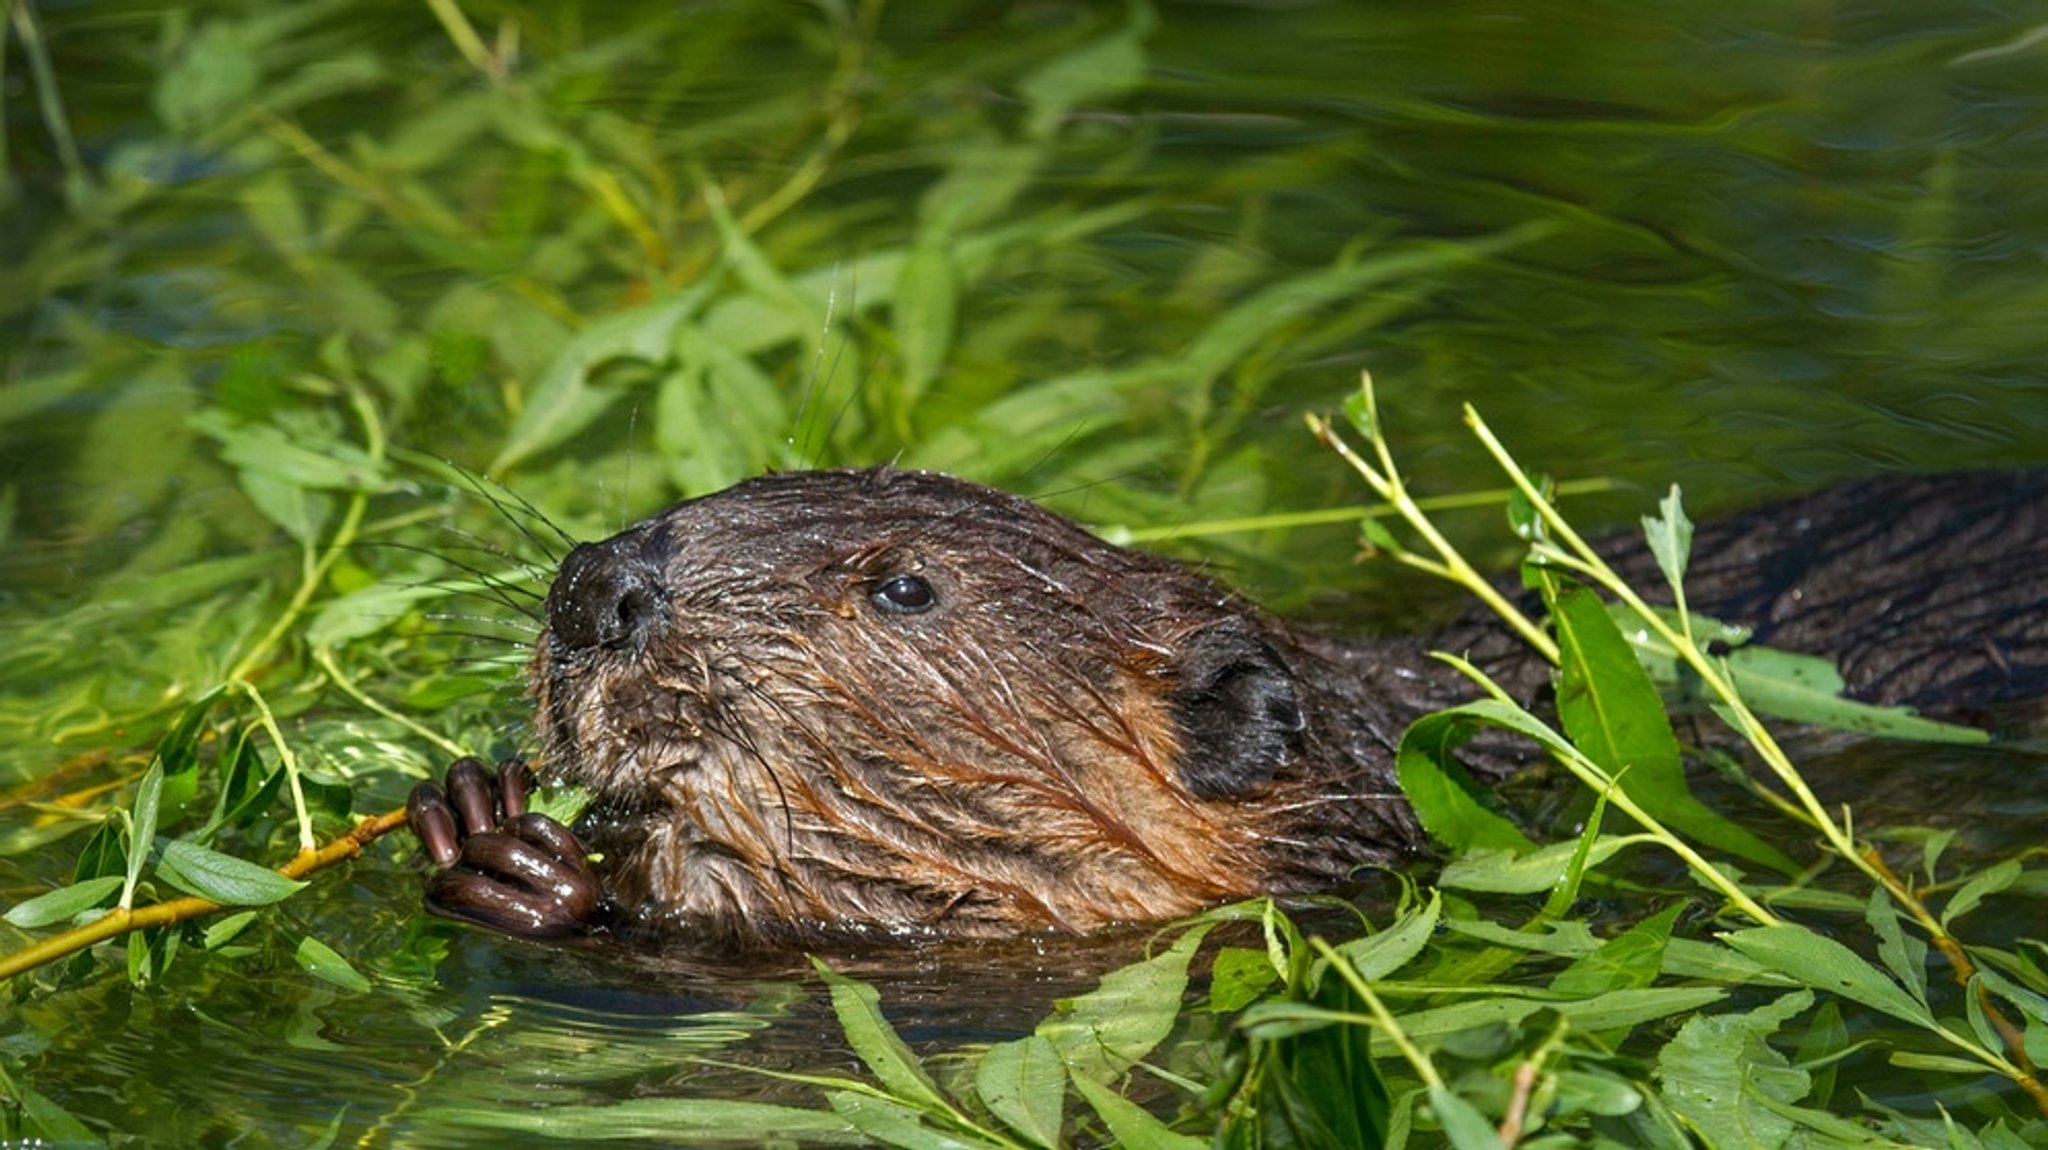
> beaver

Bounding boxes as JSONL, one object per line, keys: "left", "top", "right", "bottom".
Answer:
{"left": 406, "top": 467, "right": 2048, "bottom": 945}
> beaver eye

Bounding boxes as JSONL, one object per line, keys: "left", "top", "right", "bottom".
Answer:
{"left": 870, "top": 574, "right": 936, "bottom": 615}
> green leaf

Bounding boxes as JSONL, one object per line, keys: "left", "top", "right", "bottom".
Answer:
{"left": 1551, "top": 586, "right": 1795, "bottom": 873}
{"left": 1039, "top": 923, "right": 1211, "bottom": 1083}
{"left": 4, "top": 875, "right": 125, "bottom": 928}
{"left": 415, "top": 1098, "right": 860, "bottom": 1142}
{"left": 1865, "top": 889, "right": 1929, "bottom": 1008}
{"left": 1886, "top": 1052, "right": 1995, "bottom": 1075}
{"left": 295, "top": 935, "right": 371, "bottom": 993}
{"left": 1331, "top": 889, "right": 1441, "bottom": 981}
{"left": 1721, "top": 925, "right": 1933, "bottom": 1026}
{"left": 1016, "top": 3, "right": 1155, "bottom": 141}
{"left": 1439, "top": 836, "right": 1651, "bottom": 895}
{"left": 656, "top": 323, "right": 790, "bottom": 497}
{"left": 122, "top": 761, "right": 165, "bottom": 909}
{"left": 305, "top": 582, "right": 446, "bottom": 647}
{"left": 1069, "top": 1073, "right": 1205, "bottom": 1150}
{"left": 1428, "top": 1085, "right": 1504, "bottom": 1150}
{"left": 1394, "top": 709, "right": 1535, "bottom": 853}
{"left": 811, "top": 960, "right": 951, "bottom": 1114}
{"left": 1550, "top": 903, "right": 1682, "bottom": 998}
{"left": 154, "top": 840, "right": 307, "bottom": 906}
{"left": 204, "top": 909, "right": 260, "bottom": 950}
{"left": 1207, "top": 946, "right": 1281, "bottom": 1013}
{"left": 1723, "top": 645, "right": 1991, "bottom": 745}
{"left": 974, "top": 1035, "right": 1065, "bottom": 1148}
{"left": 894, "top": 228, "right": 959, "bottom": 411}
{"left": 1642, "top": 485, "right": 1693, "bottom": 594}
{"left": 490, "top": 289, "right": 704, "bottom": 475}
{"left": 1254, "top": 975, "right": 1392, "bottom": 1150}
{"left": 1656, "top": 990, "right": 1813, "bottom": 1150}
{"left": 1942, "top": 858, "right": 2023, "bottom": 928}
{"left": 1366, "top": 987, "right": 1726, "bottom": 1050}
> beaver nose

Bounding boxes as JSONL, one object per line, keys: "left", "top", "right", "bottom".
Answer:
{"left": 546, "top": 535, "right": 670, "bottom": 653}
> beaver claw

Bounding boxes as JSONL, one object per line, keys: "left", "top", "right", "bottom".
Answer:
{"left": 406, "top": 757, "right": 606, "bottom": 939}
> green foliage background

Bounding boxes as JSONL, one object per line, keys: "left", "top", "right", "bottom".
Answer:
{"left": 3, "top": 0, "right": 2048, "bottom": 1146}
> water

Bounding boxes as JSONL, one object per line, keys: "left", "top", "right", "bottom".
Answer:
{"left": 3, "top": 0, "right": 2046, "bottom": 1144}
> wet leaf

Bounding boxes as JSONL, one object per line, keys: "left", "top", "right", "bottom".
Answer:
{"left": 1439, "top": 836, "right": 1649, "bottom": 894}
{"left": 4, "top": 875, "right": 125, "bottom": 929}
{"left": 1656, "top": 990, "right": 1813, "bottom": 1150}
{"left": 812, "top": 960, "right": 950, "bottom": 1114}
{"left": 1721, "top": 926, "right": 1933, "bottom": 1027}
{"left": 1070, "top": 1072, "right": 1205, "bottom": 1150}
{"left": 1331, "top": 888, "right": 1441, "bottom": 981}
{"left": 1864, "top": 890, "right": 1928, "bottom": 1008}
{"left": 1641, "top": 484, "right": 1693, "bottom": 593}
{"left": 1550, "top": 903, "right": 1683, "bottom": 998}
{"left": 1207, "top": 946, "right": 1281, "bottom": 1013}
{"left": 1429, "top": 1083, "right": 1504, "bottom": 1150}
{"left": 154, "top": 840, "right": 307, "bottom": 906}
{"left": 1039, "top": 923, "right": 1211, "bottom": 1083}
{"left": 1942, "top": 859, "right": 2023, "bottom": 928}
{"left": 1552, "top": 586, "right": 1795, "bottom": 873}
{"left": 295, "top": 935, "right": 371, "bottom": 993}
{"left": 1395, "top": 709, "right": 1534, "bottom": 854}
{"left": 122, "top": 762, "right": 164, "bottom": 909}
{"left": 974, "top": 1034, "right": 1064, "bottom": 1148}
{"left": 415, "top": 1098, "right": 860, "bottom": 1142}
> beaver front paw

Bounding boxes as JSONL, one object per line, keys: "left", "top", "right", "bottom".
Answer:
{"left": 405, "top": 756, "right": 606, "bottom": 939}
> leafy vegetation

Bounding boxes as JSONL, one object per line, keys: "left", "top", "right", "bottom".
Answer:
{"left": 4, "top": 0, "right": 2047, "bottom": 1146}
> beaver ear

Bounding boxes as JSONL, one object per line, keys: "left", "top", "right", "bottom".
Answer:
{"left": 1168, "top": 621, "right": 1305, "bottom": 799}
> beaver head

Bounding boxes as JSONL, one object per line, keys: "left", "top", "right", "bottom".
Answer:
{"left": 532, "top": 468, "right": 1332, "bottom": 940}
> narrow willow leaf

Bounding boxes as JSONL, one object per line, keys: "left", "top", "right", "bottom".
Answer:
{"left": 1070, "top": 1073, "right": 1206, "bottom": 1150}
{"left": 1428, "top": 1084, "right": 1504, "bottom": 1150}
{"left": 1886, "top": 1052, "right": 1995, "bottom": 1075}
{"left": 1550, "top": 903, "right": 1682, "bottom": 998}
{"left": 1541, "top": 782, "right": 1611, "bottom": 918}
{"left": 1394, "top": 710, "right": 1534, "bottom": 853}
{"left": 1641, "top": 484, "right": 1693, "bottom": 592}
{"left": 974, "top": 1035, "right": 1064, "bottom": 1149}
{"left": 1369, "top": 987, "right": 1726, "bottom": 1049}
{"left": 122, "top": 762, "right": 165, "bottom": 909}
{"left": 1865, "top": 889, "right": 1929, "bottom": 1008}
{"left": 415, "top": 1098, "right": 860, "bottom": 1142}
{"left": 4, "top": 875, "right": 125, "bottom": 928}
{"left": 1016, "top": 4, "right": 1153, "bottom": 141}
{"left": 490, "top": 289, "right": 703, "bottom": 475}
{"left": 811, "top": 960, "right": 950, "bottom": 1114}
{"left": 154, "top": 840, "right": 307, "bottom": 906}
{"left": 1039, "top": 924, "right": 1212, "bottom": 1083}
{"left": 830, "top": 1091, "right": 1007, "bottom": 1150}
{"left": 1721, "top": 925, "right": 1934, "bottom": 1026}
{"left": 894, "top": 228, "right": 958, "bottom": 409}
{"left": 1942, "top": 858, "right": 2023, "bottom": 928}
{"left": 1438, "top": 837, "right": 1648, "bottom": 895}
{"left": 305, "top": 582, "right": 445, "bottom": 647}
{"left": 1551, "top": 587, "right": 1795, "bottom": 873}
{"left": 204, "top": 909, "right": 260, "bottom": 950}
{"left": 296, "top": 935, "right": 371, "bottom": 993}
{"left": 1725, "top": 646, "right": 1989, "bottom": 745}
{"left": 1331, "top": 889, "right": 1440, "bottom": 981}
